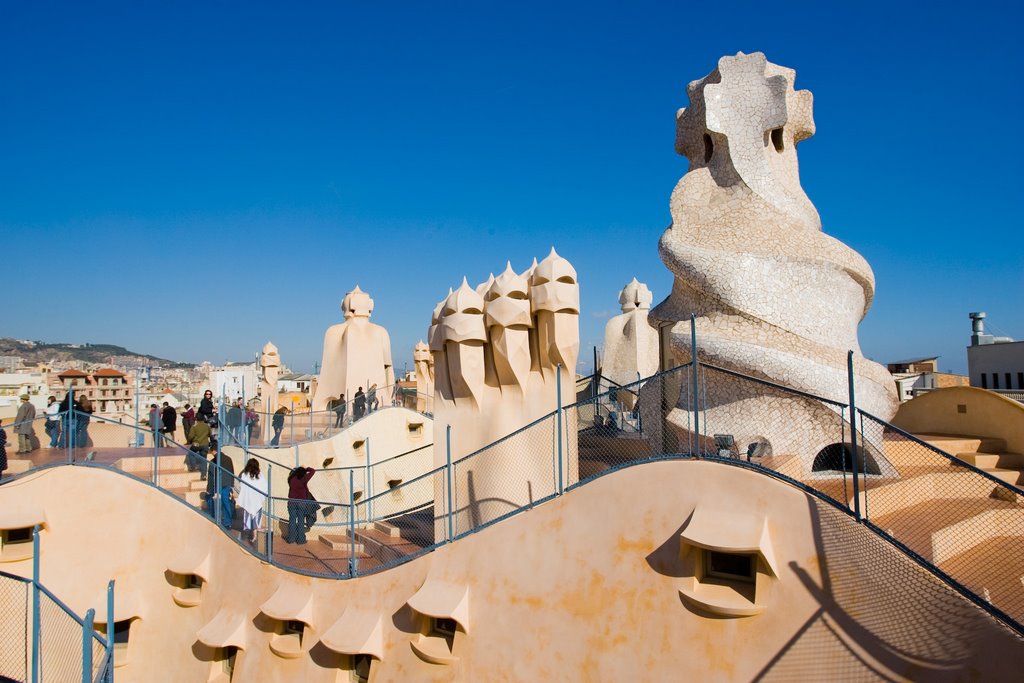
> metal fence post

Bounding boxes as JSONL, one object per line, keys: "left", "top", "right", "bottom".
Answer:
{"left": 446, "top": 425, "right": 453, "bottom": 542}
{"left": 31, "top": 524, "right": 40, "bottom": 683}
{"left": 690, "top": 314, "right": 700, "bottom": 455}
{"left": 266, "top": 464, "right": 273, "bottom": 562}
{"left": 556, "top": 364, "right": 564, "bottom": 495}
{"left": 106, "top": 580, "right": 114, "bottom": 683}
{"left": 81, "top": 608, "right": 95, "bottom": 683}
{"left": 348, "top": 470, "right": 357, "bottom": 577}
{"left": 69, "top": 383, "right": 76, "bottom": 461}
{"left": 215, "top": 449, "right": 223, "bottom": 527}
{"left": 365, "top": 438, "right": 372, "bottom": 523}
{"left": 847, "top": 350, "right": 862, "bottom": 521}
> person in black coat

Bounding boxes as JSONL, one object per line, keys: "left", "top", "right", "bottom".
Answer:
{"left": 161, "top": 402, "right": 178, "bottom": 447}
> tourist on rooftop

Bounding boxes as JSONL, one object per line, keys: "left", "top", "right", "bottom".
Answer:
{"left": 198, "top": 390, "right": 215, "bottom": 424}
{"left": 14, "top": 394, "right": 37, "bottom": 454}
{"left": 186, "top": 414, "right": 211, "bottom": 480}
{"left": 226, "top": 399, "right": 243, "bottom": 446}
{"left": 206, "top": 447, "right": 236, "bottom": 530}
{"left": 236, "top": 458, "right": 268, "bottom": 545}
{"left": 181, "top": 403, "right": 195, "bottom": 440}
{"left": 245, "top": 404, "right": 259, "bottom": 444}
{"left": 148, "top": 404, "right": 160, "bottom": 447}
{"left": 332, "top": 394, "right": 347, "bottom": 428}
{"left": 270, "top": 406, "right": 288, "bottom": 447}
{"left": 161, "top": 402, "right": 177, "bottom": 447}
{"left": 353, "top": 387, "right": 366, "bottom": 421}
{"left": 44, "top": 396, "right": 61, "bottom": 448}
{"left": 367, "top": 384, "right": 379, "bottom": 414}
{"left": 286, "top": 466, "right": 316, "bottom": 544}
{"left": 75, "top": 394, "right": 92, "bottom": 448}
{"left": 0, "top": 419, "right": 8, "bottom": 479}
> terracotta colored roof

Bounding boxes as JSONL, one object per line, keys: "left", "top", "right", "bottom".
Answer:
{"left": 93, "top": 368, "right": 126, "bottom": 377}
{"left": 57, "top": 369, "right": 89, "bottom": 377}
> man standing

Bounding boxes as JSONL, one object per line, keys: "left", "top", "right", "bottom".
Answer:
{"left": 333, "top": 394, "right": 347, "bottom": 428}
{"left": 226, "top": 399, "right": 243, "bottom": 445}
{"left": 181, "top": 403, "right": 196, "bottom": 441}
{"left": 353, "top": 387, "right": 366, "bottom": 421}
{"left": 14, "top": 394, "right": 36, "bottom": 454}
{"left": 161, "top": 402, "right": 178, "bottom": 447}
{"left": 148, "top": 404, "right": 161, "bottom": 447}
{"left": 44, "top": 395, "right": 61, "bottom": 448}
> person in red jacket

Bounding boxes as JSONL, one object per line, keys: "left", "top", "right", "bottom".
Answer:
{"left": 286, "top": 466, "right": 316, "bottom": 544}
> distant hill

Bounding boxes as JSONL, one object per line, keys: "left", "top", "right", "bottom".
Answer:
{"left": 0, "top": 338, "right": 194, "bottom": 369}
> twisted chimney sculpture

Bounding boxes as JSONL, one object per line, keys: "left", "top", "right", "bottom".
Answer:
{"left": 649, "top": 52, "right": 898, "bottom": 471}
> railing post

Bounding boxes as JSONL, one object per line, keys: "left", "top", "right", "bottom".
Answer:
{"left": 446, "top": 425, "right": 453, "bottom": 542}
{"left": 133, "top": 374, "right": 140, "bottom": 449}
{"left": 215, "top": 448, "right": 223, "bottom": 527}
{"left": 69, "top": 383, "right": 76, "bottom": 460}
{"left": 690, "top": 313, "right": 700, "bottom": 455}
{"left": 106, "top": 579, "right": 114, "bottom": 683}
{"left": 348, "top": 469, "right": 357, "bottom": 577}
{"left": 266, "top": 464, "right": 273, "bottom": 561}
{"left": 31, "top": 524, "right": 40, "bottom": 683}
{"left": 81, "top": 608, "right": 95, "bottom": 683}
{"left": 847, "top": 350, "right": 862, "bottom": 521}
{"left": 556, "top": 364, "right": 564, "bottom": 495}
{"left": 365, "top": 438, "right": 372, "bottom": 523}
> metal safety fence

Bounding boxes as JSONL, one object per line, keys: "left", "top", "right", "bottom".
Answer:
{"left": 0, "top": 527, "right": 112, "bottom": 683}
{"left": 4, "top": 336, "right": 1023, "bottom": 637}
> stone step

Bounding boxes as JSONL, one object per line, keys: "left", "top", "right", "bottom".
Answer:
{"left": 373, "top": 521, "right": 401, "bottom": 538}
{"left": 158, "top": 470, "right": 203, "bottom": 490}
{"left": 984, "top": 468, "right": 1022, "bottom": 487}
{"left": 318, "top": 534, "right": 365, "bottom": 553}
{"left": 957, "top": 453, "right": 1003, "bottom": 469}
{"left": 117, "top": 454, "right": 188, "bottom": 473}
{"left": 354, "top": 527, "right": 419, "bottom": 563}
{"left": 6, "top": 459, "right": 33, "bottom": 475}
{"left": 918, "top": 435, "right": 1008, "bottom": 456}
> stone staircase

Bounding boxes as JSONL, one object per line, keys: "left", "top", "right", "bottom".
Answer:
{"left": 917, "top": 434, "right": 1024, "bottom": 490}
{"left": 109, "top": 453, "right": 422, "bottom": 572}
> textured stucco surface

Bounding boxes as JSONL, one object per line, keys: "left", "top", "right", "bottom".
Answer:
{"left": 1, "top": 462, "right": 1020, "bottom": 681}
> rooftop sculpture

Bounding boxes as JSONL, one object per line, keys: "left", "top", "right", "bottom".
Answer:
{"left": 649, "top": 52, "right": 898, "bottom": 468}
{"left": 312, "top": 286, "right": 395, "bottom": 412}
{"left": 430, "top": 250, "right": 579, "bottom": 528}
{"left": 602, "top": 278, "right": 659, "bottom": 389}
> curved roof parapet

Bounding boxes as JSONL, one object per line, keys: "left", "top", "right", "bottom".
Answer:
{"left": 260, "top": 583, "right": 316, "bottom": 627}
{"left": 406, "top": 577, "right": 470, "bottom": 632}
{"left": 167, "top": 547, "right": 212, "bottom": 582}
{"left": 197, "top": 609, "right": 249, "bottom": 650}
{"left": 678, "top": 507, "right": 778, "bottom": 576}
{"left": 321, "top": 606, "right": 384, "bottom": 660}
{"left": 0, "top": 504, "right": 47, "bottom": 530}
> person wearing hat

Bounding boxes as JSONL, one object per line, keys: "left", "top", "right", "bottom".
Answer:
{"left": 14, "top": 394, "right": 37, "bottom": 454}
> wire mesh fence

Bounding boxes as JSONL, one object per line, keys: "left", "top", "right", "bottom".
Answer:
{"left": 0, "top": 574, "right": 28, "bottom": 682}
{"left": 857, "top": 410, "right": 1024, "bottom": 627}
{"left": 6, "top": 351, "right": 1024, "bottom": 634}
{"left": 0, "top": 570, "right": 111, "bottom": 683}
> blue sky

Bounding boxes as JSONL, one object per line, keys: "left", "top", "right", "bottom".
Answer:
{"left": 1, "top": 1, "right": 1021, "bottom": 375}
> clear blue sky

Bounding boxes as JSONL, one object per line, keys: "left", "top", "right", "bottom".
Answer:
{"left": 1, "top": 1, "right": 1021, "bottom": 375}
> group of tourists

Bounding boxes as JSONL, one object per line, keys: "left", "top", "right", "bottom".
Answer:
{"left": 325, "top": 383, "right": 387, "bottom": 429}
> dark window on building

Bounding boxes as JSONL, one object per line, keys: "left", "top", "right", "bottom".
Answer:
{"left": 705, "top": 551, "right": 756, "bottom": 583}
{"left": 1006, "top": 373, "right": 1013, "bottom": 390}
{"left": 993, "top": 373, "right": 1000, "bottom": 390}
{"left": 981, "top": 374, "right": 988, "bottom": 389}
{"left": 1018, "top": 372, "right": 1024, "bottom": 390}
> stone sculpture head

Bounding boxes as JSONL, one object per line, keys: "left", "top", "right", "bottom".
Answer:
{"left": 260, "top": 341, "right": 280, "bottom": 368}
{"left": 485, "top": 262, "right": 533, "bottom": 331}
{"left": 618, "top": 278, "right": 653, "bottom": 313}
{"left": 440, "top": 279, "right": 487, "bottom": 346}
{"left": 675, "top": 51, "right": 818, "bottom": 227}
{"left": 341, "top": 285, "right": 374, "bottom": 320}
{"left": 529, "top": 248, "right": 579, "bottom": 316}
{"left": 413, "top": 340, "right": 431, "bottom": 364}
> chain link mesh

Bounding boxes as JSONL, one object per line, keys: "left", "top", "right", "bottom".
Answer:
{"left": 0, "top": 575, "right": 28, "bottom": 682}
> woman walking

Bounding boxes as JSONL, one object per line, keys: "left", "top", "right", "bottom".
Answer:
{"left": 286, "top": 466, "right": 316, "bottom": 544}
{"left": 236, "top": 458, "right": 269, "bottom": 545}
